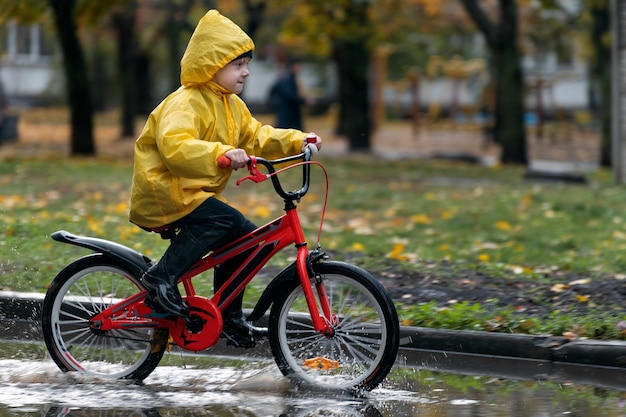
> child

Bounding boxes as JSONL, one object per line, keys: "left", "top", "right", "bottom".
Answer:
{"left": 129, "top": 10, "right": 322, "bottom": 348}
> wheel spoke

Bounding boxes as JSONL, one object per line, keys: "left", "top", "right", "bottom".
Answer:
{"left": 42, "top": 260, "right": 166, "bottom": 380}
{"left": 270, "top": 262, "right": 399, "bottom": 391}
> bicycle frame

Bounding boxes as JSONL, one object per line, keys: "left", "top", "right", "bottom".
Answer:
{"left": 183, "top": 207, "right": 331, "bottom": 330}
{"left": 89, "top": 149, "right": 335, "bottom": 348}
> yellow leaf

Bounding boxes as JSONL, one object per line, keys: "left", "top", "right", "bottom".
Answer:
{"left": 303, "top": 356, "right": 339, "bottom": 371}
{"left": 440, "top": 210, "right": 453, "bottom": 220}
{"left": 520, "top": 194, "right": 532, "bottom": 206}
{"left": 114, "top": 202, "right": 128, "bottom": 214}
{"left": 495, "top": 220, "right": 512, "bottom": 231}
{"left": 86, "top": 217, "right": 103, "bottom": 235}
{"left": 438, "top": 244, "right": 449, "bottom": 251}
{"left": 387, "top": 243, "right": 408, "bottom": 261}
{"left": 576, "top": 294, "right": 589, "bottom": 303}
{"left": 411, "top": 214, "right": 431, "bottom": 224}
{"left": 253, "top": 206, "right": 271, "bottom": 218}
{"left": 351, "top": 242, "right": 365, "bottom": 252}
{"left": 477, "top": 253, "right": 490, "bottom": 262}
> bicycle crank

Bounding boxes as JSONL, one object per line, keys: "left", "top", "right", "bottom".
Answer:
{"left": 169, "top": 296, "right": 222, "bottom": 351}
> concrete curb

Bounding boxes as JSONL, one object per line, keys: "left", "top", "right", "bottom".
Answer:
{"left": 0, "top": 291, "right": 44, "bottom": 341}
{"left": 399, "top": 326, "right": 626, "bottom": 369}
{"left": 3, "top": 290, "right": 626, "bottom": 371}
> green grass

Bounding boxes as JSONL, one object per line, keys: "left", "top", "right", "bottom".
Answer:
{"left": 2, "top": 156, "right": 626, "bottom": 338}
{"left": 324, "top": 159, "right": 621, "bottom": 274}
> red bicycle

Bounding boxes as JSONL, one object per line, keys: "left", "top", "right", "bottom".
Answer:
{"left": 41, "top": 147, "right": 400, "bottom": 392}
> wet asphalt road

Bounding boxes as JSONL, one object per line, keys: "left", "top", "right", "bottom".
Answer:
{"left": 3, "top": 290, "right": 626, "bottom": 415}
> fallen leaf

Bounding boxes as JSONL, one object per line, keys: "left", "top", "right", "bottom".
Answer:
{"left": 562, "top": 331, "right": 579, "bottom": 340}
{"left": 495, "top": 220, "right": 512, "bottom": 231}
{"left": 550, "top": 283, "right": 569, "bottom": 293}
{"left": 351, "top": 242, "right": 365, "bottom": 252}
{"left": 568, "top": 278, "right": 590, "bottom": 286}
{"left": 576, "top": 294, "right": 589, "bottom": 303}
{"left": 411, "top": 214, "right": 432, "bottom": 224}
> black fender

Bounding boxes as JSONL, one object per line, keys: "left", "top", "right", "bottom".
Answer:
{"left": 247, "top": 250, "right": 326, "bottom": 322}
{"left": 51, "top": 230, "right": 153, "bottom": 278}
{"left": 247, "top": 262, "right": 299, "bottom": 322}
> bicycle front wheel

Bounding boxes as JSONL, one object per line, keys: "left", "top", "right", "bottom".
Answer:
{"left": 41, "top": 254, "right": 167, "bottom": 381}
{"left": 268, "top": 261, "right": 400, "bottom": 392}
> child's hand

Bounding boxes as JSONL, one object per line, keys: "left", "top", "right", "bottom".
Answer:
{"left": 302, "top": 133, "right": 322, "bottom": 152}
{"left": 223, "top": 149, "right": 249, "bottom": 169}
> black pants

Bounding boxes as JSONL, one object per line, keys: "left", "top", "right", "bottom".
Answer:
{"left": 146, "top": 197, "right": 257, "bottom": 315}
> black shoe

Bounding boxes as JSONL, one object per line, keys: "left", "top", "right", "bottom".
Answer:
{"left": 141, "top": 272, "right": 189, "bottom": 318}
{"left": 221, "top": 313, "right": 268, "bottom": 349}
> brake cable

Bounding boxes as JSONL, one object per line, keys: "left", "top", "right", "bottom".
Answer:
{"left": 265, "top": 160, "right": 329, "bottom": 248}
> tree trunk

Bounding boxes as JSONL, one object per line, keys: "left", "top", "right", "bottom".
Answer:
{"left": 112, "top": 3, "right": 138, "bottom": 138}
{"left": 493, "top": 4, "right": 526, "bottom": 164}
{"left": 49, "top": 0, "right": 95, "bottom": 156}
{"left": 332, "top": 1, "right": 371, "bottom": 151}
{"left": 459, "top": 0, "right": 526, "bottom": 164}
{"left": 135, "top": 52, "right": 152, "bottom": 115}
{"left": 333, "top": 39, "right": 371, "bottom": 151}
{"left": 90, "top": 40, "right": 108, "bottom": 112}
{"left": 590, "top": 1, "right": 611, "bottom": 167}
{"left": 243, "top": 0, "right": 266, "bottom": 38}
{"left": 165, "top": 0, "right": 194, "bottom": 93}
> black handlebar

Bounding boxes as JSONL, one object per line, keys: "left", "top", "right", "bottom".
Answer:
{"left": 241, "top": 147, "right": 313, "bottom": 203}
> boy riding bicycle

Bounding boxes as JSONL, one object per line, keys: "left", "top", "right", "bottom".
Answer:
{"left": 129, "top": 10, "right": 322, "bottom": 348}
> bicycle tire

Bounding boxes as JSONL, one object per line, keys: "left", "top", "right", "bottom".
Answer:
{"left": 268, "top": 261, "right": 399, "bottom": 392}
{"left": 41, "top": 253, "right": 167, "bottom": 381}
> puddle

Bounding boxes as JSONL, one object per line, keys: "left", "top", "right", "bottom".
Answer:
{"left": 1, "top": 358, "right": 626, "bottom": 416}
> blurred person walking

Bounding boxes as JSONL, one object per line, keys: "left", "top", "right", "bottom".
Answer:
{"left": 268, "top": 58, "right": 310, "bottom": 130}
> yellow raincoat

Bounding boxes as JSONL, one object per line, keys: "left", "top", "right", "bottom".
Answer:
{"left": 129, "top": 10, "right": 305, "bottom": 229}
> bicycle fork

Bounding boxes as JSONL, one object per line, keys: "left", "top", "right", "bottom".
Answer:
{"left": 288, "top": 209, "right": 336, "bottom": 338}
{"left": 294, "top": 247, "right": 335, "bottom": 337}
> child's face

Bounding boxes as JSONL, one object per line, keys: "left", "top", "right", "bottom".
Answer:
{"left": 212, "top": 57, "right": 251, "bottom": 94}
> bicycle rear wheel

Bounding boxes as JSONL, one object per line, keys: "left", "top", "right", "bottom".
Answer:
{"left": 41, "top": 254, "right": 167, "bottom": 381}
{"left": 268, "top": 261, "right": 399, "bottom": 392}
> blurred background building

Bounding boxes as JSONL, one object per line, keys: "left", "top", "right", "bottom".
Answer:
{"left": 0, "top": 10, "right": 592, "bottom": 117}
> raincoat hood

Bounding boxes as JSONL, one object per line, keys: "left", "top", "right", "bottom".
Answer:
{"left": 180, "top": 10, "right": 255, "bottom": 87}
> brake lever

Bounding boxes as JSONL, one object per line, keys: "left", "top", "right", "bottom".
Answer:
{"left": 236, "top": 157, "right": 269, "bottom": 185}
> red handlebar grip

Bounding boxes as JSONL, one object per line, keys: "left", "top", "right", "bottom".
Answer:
{"left": 217, "top": 155, "right": 231, "bottom": 168}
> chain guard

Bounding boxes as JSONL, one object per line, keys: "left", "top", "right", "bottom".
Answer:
{"left": 169, "top": 296, "right": 222, "bottom": 351}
